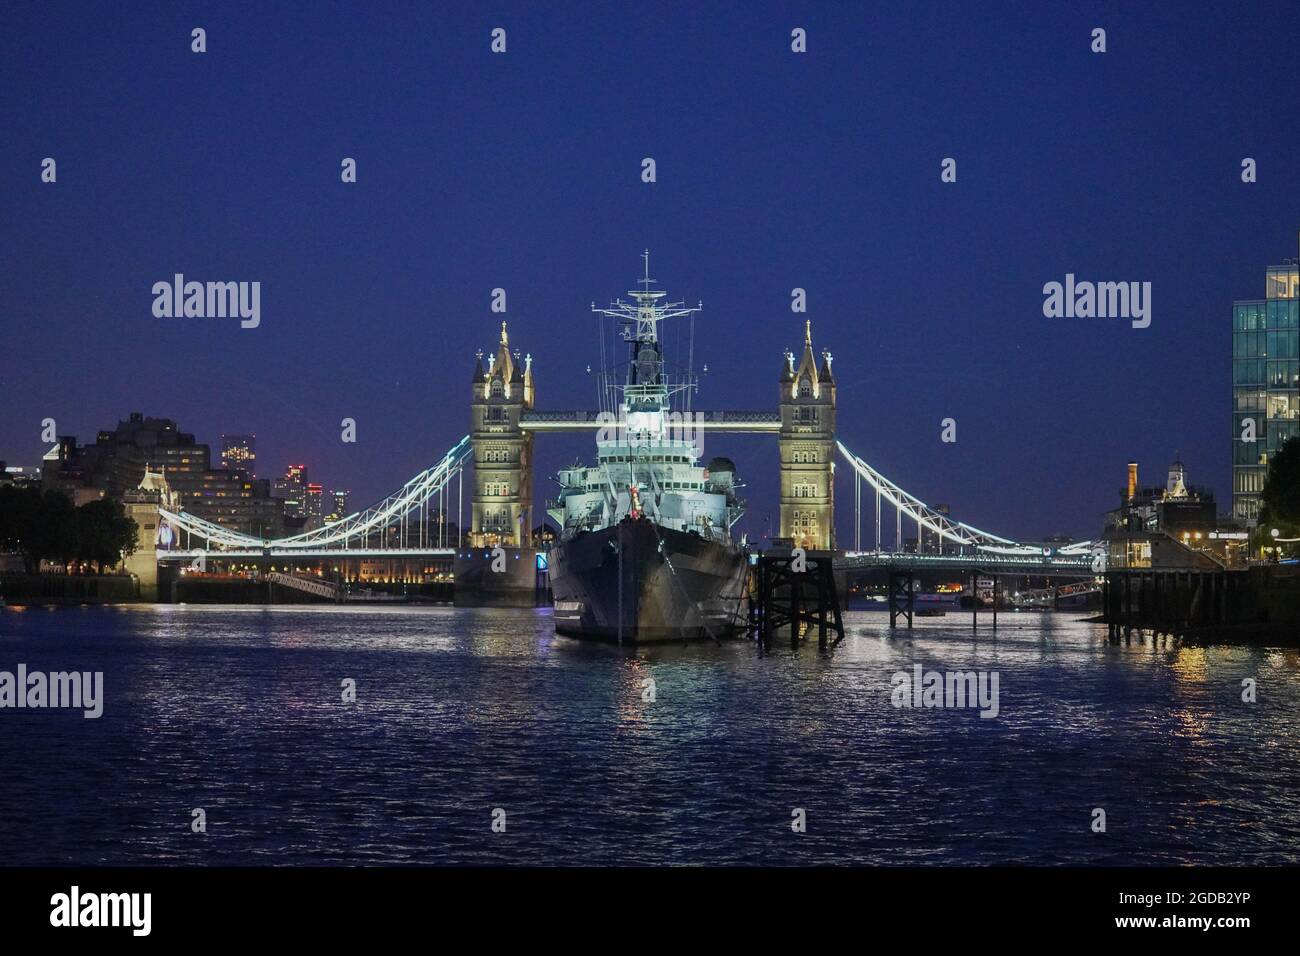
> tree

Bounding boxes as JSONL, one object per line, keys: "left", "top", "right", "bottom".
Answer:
{"left": 33, "top": 490, "right": 79, "bottom": 570}
{"left": 76, "top": 497, "right": 138, "bottom": 573}
{"left": 1258, "top": 436, "right": 1300, "bottom": 551}
{"left": 0, "top": 485, "right": 41, "bottom": 571}
{"left": 0, "top": 488, "right": 138, "bottom": 573}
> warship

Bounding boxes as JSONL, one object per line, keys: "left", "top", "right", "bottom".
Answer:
{"left": 547, "top": 256, "right": 750, "bottom": 643}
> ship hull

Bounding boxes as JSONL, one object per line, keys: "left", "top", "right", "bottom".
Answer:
{"left": 549, "top": 519, "right": 749, "bottom": 643}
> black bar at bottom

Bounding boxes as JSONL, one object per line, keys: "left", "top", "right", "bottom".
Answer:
{"left": 0, "top": 866, "right": 1280, "bottom": 942}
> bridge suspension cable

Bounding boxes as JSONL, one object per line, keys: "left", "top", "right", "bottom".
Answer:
{"left": 160, "top": 435, "right": 472, "bottom": 552}
{"left": 836, "top": 441, "right": 1092, "bottom": 556}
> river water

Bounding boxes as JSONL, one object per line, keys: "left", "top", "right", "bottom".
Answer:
{"left": 1, "top": 604, "right": 1297, "bottom": 865}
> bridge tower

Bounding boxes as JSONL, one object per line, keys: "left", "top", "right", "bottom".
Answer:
{"left": 121, "top": 464, "right": 179, "bottom": 600}
{"left": 778, "top": 320, "right": 835, "bottom": 550}
{"left": 469, "top": 321, "right": 535, "bottom": 547}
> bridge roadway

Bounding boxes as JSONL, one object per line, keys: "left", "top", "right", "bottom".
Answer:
{"left": 157, "top": 547, "right": 456, "bottom": 562}
{"left": 160, "top": 546, "right": 1092, "bottom": 578}
{"left": 835, "top": 551, "right": 1094, "bottom": 576}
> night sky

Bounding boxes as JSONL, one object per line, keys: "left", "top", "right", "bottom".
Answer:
{"left": 3, "top": 1, "right": 1299, "bottom": 544}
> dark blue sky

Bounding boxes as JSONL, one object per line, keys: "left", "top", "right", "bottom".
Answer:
{"left": 3, "top": 1, "right": 1299, "bottom": 543}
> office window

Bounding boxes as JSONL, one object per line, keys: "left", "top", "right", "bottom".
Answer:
{"left": 1234, "top": 359, "right": 1265, "bottom": 385}
{"left": 1234, "top": 387, "right": 1265, "bottom": 411}
{"left": 1233, "top": 469, "right": 1265, "bottom": 494}
{"left": 1267, "top": 392, "right": 1299, "bottom": 420}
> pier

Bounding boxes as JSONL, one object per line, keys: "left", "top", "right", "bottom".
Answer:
{"left": 1102, "top": 565, "right": 1300, "bottom": 642}
{"left": 749, "top": 550, "right": 844, "bottom": 649}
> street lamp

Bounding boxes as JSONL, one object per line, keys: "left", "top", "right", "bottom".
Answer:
{"left": 1266, "top": 528, "right": 1283, "bottom": 562}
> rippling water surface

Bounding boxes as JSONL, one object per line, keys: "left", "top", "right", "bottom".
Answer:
{"left": 1, "top": 604, "right": 1298, "bottom": 865}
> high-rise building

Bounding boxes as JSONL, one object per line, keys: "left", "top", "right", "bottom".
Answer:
{"left": 1232, "top": 240, "right": 1300, "bottom": 524}
{"left": 43, "top": 413, "right": 209, "bottom": 500}
{"left": 220, "top": 434, "right": 256, "bottom": 475}
{"left": 326, "top": 489, "right": 350, "bottom": 523}
{"left": 304, "top": 483, "right": 324, "bottom": 528}
{"left": 41, "top": 413, "right": 283, "bottom": 537}
{"left": 272, "top": 464, "right": 307, "bottom": 520}
{"left": 182, "top": 469, "right": 285, "bottom": 540}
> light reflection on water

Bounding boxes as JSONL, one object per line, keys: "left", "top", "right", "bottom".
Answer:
{"left": 1, "top": 604, "right": 1298, "bottom": 865}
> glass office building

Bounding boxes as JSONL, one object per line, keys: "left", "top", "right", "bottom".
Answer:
{"left": 1232, "top": 256, "right": 1299, "bottom": 524}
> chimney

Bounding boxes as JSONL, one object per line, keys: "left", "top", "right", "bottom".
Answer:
{"left": 1127, "top": 462, "right": 1138, "bottom": 501}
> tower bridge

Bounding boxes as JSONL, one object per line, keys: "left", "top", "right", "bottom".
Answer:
{"left": 141, "top": 295, "right": 1095, "bottom": 603}
{"left": 467, "top": 318, "right": 843, "bottom": 554}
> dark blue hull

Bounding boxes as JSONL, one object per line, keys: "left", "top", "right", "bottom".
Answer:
{"left": 549, "top": 518, "right": 749, "bottom": 643}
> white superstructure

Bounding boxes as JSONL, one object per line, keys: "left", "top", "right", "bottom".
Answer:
{"left": 546, "top": 255, "right": 745, "bottom": 542}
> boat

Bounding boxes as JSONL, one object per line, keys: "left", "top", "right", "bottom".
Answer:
{"left": 547, "top": 255, "right": 750, "bottom": 643}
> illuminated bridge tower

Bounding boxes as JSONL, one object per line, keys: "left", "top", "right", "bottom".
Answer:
{"left": 778, "top": 320, "right": 836, "bottom": 550}
{"left": 469, "top": 321, "right": 535, "bottom": 547}
{"left": 121, "top": 464, "right": 180, "bottom": 601}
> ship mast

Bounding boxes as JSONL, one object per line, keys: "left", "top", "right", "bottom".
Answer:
{"left": 591, "top": 250, "right": 701, "bottom": 413}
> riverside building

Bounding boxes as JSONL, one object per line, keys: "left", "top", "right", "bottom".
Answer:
{"left": 1233, "top": 243, "right": 1300, "bottom": 524}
